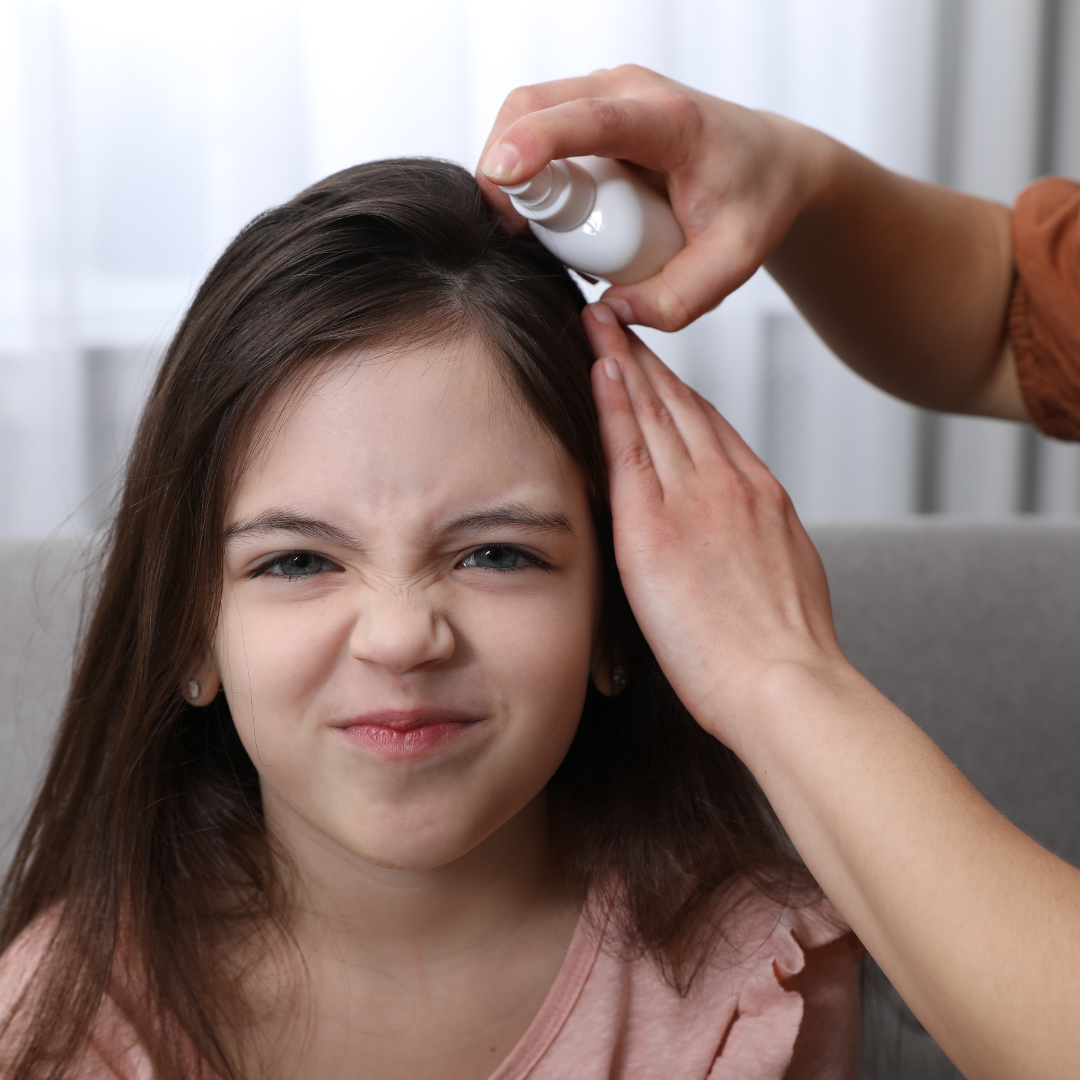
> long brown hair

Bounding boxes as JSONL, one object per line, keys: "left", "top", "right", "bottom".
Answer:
{"left": 0, "top": 159, "right": 803, "bottom": 1079}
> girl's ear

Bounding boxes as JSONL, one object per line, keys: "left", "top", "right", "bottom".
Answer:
{"left": 182, "top": 655, "right": 222, "bottom": 707}
{"left": 590, "top": 652, "right": 629, "bottom": 697}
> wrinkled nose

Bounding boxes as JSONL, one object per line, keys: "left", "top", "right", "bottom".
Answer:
{"left": 348, "top": 594, "right": 455, "bottom": 675}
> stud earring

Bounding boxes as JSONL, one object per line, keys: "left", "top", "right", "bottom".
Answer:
{"left": 611, "top": 666, "right": 628, "bottom": 691}
{"left": 186, "top": 680, "right": 201, "bottom": 702}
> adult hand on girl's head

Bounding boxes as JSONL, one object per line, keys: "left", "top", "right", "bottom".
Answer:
{"left": 478, "top": 65, "right": 831, "bottom": 333}
{"left": 584, "top": 301, "right": 845, "bottom": 757}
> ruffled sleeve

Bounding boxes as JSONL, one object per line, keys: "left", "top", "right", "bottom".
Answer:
{"left": 708, "top": 900, "right": 860, "bottom": 1080}
{"left": 1009, "top": 177, "right": 1080, "bottom": 440}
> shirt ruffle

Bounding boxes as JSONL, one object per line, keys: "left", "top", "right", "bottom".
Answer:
{"left": 708, "top": 898, "right": 852, "bottom": 1079}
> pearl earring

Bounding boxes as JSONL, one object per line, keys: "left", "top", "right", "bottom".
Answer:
{"left": 612, "top": 666, "right": 628, "bottom": 691}
{"left": 186, "top": 680, "right": 201, "bottom": 702}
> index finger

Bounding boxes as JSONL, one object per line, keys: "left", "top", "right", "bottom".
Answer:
{"left": 476, "top": 67, "right": 694, "bottom": 207}
{"left": 479, "top": 96, "right": 686, "bottom": 225}
{"left": 478, "top": 70, "right": 625, "bottom": 165}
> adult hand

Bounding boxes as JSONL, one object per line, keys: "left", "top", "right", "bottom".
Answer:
{"left": 480, "top": 66, "right": 1025, "bottom": 424}
{"left": 584, "top": 300, "right": 1080, "bottom": 1080}
{"left": 583, "top": 301, "right": 845, "bottom": 751}
{"left": 478, "top": 66, "right": 832, "bottom": 332}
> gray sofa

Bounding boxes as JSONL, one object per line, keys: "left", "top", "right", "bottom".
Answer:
{"left": 3, "top": 523, "right": 1079, "bottom": 1079}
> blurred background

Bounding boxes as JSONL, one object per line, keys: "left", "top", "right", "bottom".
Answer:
{"left": 2, "top": 0, "right": 1079, "bottom": 536}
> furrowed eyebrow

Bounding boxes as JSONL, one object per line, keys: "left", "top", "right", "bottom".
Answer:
{"left": 224, "top": 510, "right": 363, "bottom": 549}
{"left": 223, "top": 503, "right": 573, "bottom": 548}
{"left": 439, "top": 503, "right": 574, "bottom": 540}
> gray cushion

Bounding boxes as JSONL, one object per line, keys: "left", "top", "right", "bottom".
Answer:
{"left": 2, "top": 524, "right": 1078, "bottom": 1078}
{"left": 810, "top": 521, "right": 1080, "bottom": 1080}
{"left": 812, "top": 521, "right": 1080, "bottom": 866}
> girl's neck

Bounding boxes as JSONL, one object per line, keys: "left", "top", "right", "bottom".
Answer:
{"left": 266, "top": 789, "right": 580, "bottom": 966}
{"left": 233, "top": 791, "right": 584, "bottom": 1080}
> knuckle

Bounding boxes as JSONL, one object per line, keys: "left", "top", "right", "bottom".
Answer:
{"left": 610, "top": 62, "right": 650, "bottom": 82}
{"left": 637, "top": 394, "right": 673, "bottom": 426}
{"left": 777, "top": 486, "right": 800, "bottom": 521}
{"left": 760, "top": 471, "right": 790, "bottom": 508}
{"left": 725, "top": 476, "right": 757, "bottom": 514}
{"left": 662, "top": 88, "right": 702, "bottom": 134}
{"left": 664, "top": 375, "right": 695, "bottom": 402}
{"left": 504, "top": 83, "right": 546, "bottom": 116}
{"left": 649, "top": 89, "right": 704, "bottom": 167}
{"left": 577, "top": 96, "right": 624, "bottom": 139}
{"left": 693, "top": 390, "right": 721, "bottom": 419}
{"left": 614, "top": 440, "right": 652, "bottom": 473}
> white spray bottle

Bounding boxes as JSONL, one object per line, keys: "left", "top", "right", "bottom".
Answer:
{"left": 499, "top": 157, "right": 685, "bottom": 285}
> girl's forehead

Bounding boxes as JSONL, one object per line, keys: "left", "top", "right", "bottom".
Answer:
{"left": 248, "top": 338, "right": 539, "bottom": 458}
{"left": 231, "top": 339, "right": 580, "bottom": 523}
{"left": 310, "top": 338, "right": 532, "bottom": 428}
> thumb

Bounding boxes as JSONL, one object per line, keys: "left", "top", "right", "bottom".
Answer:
{"left": 603, "top": 224, "right": 761, "bottom": 331}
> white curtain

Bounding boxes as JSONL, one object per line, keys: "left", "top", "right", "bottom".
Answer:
{"left": 2, "top": 0, "right": 1079, "bottom": 536}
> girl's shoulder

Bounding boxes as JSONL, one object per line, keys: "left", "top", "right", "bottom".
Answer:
{"left": 0, "top": 911, "right": 60, "bottom": 1015}
{"left": 493, "top": 885, "right": 861, "bottom": 1080}
{"left": 0, "top": 912, "right": 160, "bottom": 1080}
{"left": 1, "top": 914, "right": 61, "bottom": 1073}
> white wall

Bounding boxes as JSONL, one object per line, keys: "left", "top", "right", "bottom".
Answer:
{"left": 1, "top": 0, "right": 1077, "bottom": 534}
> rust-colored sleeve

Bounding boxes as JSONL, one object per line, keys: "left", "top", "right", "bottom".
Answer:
{"left": 1009, "top": 177, "right": 1080, "bottom": 440}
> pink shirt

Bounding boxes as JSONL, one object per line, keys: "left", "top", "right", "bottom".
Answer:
{"left": 0, "top": 893, "right": 859, "bottom": 1078}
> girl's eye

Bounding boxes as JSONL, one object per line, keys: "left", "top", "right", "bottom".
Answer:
{"left": 257, "top": 551, "right": 339, "bottom": 579}
{"left": 459, "top": 545, "right": 544, "bottom": 572}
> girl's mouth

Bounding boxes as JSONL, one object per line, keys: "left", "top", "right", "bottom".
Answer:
{"left": 333, "top": 708, "right": 484, "bottom": 759}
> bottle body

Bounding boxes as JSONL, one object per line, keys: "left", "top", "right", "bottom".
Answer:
{"left": 503, "top": 157, "right": 684, "bottom": 285}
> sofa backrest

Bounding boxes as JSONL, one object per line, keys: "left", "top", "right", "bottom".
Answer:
{"left": 814, "top": 522, "right": 1080, "bottom": 867}
{"left": 812, "top": 521, "right": 1080, "bottom": 1080}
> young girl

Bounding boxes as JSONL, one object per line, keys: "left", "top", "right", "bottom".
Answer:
{"left": 0, "top": 159, "right": 859, "bottom": 1079}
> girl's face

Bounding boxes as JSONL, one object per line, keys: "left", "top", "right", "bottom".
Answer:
{"left": 214, "top": 341, "right": 604, "bottom": 871}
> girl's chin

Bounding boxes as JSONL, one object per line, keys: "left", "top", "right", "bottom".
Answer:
{"left": 317, "top": 810, "right": 511, "bottom": 872}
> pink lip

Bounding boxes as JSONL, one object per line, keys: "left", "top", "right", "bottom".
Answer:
{"left": 333, "top": 709, "right": 484, "bottom": 760}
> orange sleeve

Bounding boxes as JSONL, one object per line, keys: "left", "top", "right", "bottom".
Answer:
{"left": 1009, "top": 177, "right": 1080, "bottom": 440}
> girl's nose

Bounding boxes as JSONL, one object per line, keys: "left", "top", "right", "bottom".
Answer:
{"left": 348, "top": 594, "right": 455, "bottom": 675}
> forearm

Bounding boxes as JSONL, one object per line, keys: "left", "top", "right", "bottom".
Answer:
{"left": 734, "top": 659, "right": 1080, "bottom": 1080}
{"left": 583, "top": 300, "right": 1077, "bottom": 1078}
{"left": 765, "top": 135, "right": 1026, "bottom": 420}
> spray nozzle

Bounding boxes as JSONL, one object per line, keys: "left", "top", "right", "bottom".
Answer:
{"left": 500, "top": 159, "right": 596, "bottom": 233}
{"left": 501, "top": 166, "right": 556, "bottom": 205}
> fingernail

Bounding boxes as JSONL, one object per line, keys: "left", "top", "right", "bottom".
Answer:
{"left": 602, "top": 357, "right": 622, "bottom": 383}
{"left": 605, "top": 298, "right": 634, "bottom": 324}
{"left": 482, "top": 142, "right": 522, "bottom": 180}
{"left": 590, "top": 301, "right": 617, "bottom": 325}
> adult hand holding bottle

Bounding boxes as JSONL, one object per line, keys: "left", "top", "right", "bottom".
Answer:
{"left": 479, "top": 65, "right": 815, "bottom": 332}
{"left": 478, "top": 64, "right": 1027, "bottom": 422}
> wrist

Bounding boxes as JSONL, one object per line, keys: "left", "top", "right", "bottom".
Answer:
{"left": 758, "top": 112, "right": 850, "bottom": 218}
{"left": 704, "top": 654, "right": 872, "bottom": 768}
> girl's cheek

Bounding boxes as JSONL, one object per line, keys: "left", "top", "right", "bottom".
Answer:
{"left": 467, "top": 588, "right": 595, "bottom": 693}
{"left": 255, "top": 607, "right": 347, "bottom": 697}
{"left": 216, "top": 592, "right": 348, "bottom": 721}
